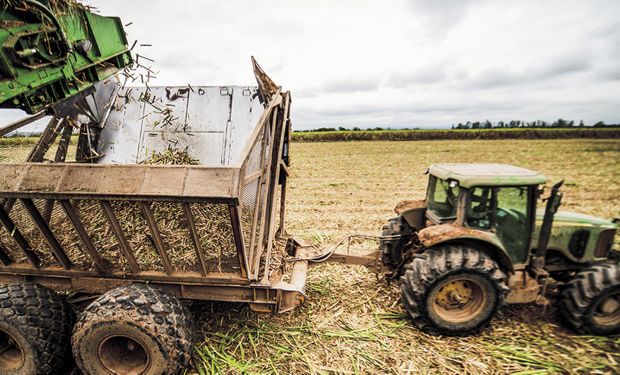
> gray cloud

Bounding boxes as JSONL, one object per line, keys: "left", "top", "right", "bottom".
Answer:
{"left": 321, "top": 76, "right": 382, "bottom": 93}
{"left": 1, "top": 0, "right": 618, "bottom": 131}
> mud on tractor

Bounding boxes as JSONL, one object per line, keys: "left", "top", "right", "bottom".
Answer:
{"left": 380, "top": 163, "right": 620, "bottom": 336}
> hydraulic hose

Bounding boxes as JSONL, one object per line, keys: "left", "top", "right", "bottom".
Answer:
{"left": 20, "top": 0, "right": 73, "bottom": 56}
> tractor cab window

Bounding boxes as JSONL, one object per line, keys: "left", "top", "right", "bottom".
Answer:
{"left": 467, "top": 186, "right": 532, "bottom": 263}
{"left": 427, "top": 176, "right": 460, "bottom": 220}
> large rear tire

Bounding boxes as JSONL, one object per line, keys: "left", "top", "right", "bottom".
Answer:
{"left": 380, "top": 216, "right": 414, "bottom": 270}
{"left": 401, "top": 244, "right": 508, "bottom": 335}
{"left": 72, "top": 284, "right": 194, "bottom": 375}
{"left": 559, "top": 262, "right": 620, "bottom": 336}
{"left": 0, "top": 283, "right": 73, "bottom": 375}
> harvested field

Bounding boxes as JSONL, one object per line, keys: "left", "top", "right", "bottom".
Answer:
{"left": 1, "top": 137, "right": 619, "bottom": 373}
{"left": 190, "top": 138, "right": 620, "bottom": 374}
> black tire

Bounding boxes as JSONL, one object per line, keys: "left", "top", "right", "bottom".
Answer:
{"left": 401, "top": 244, "right": 509, "bottom": 335}
{"left": 0, "top": 283, "right": 73, "bottom": 375}
{"left": 380, "top": 216, "right": 414, "bottom": 270}
{"left": 559, "top": 262, "right": 620, "bottom": 336}
{"left": 72, "top": 284, "right": 194, "bottom": 375}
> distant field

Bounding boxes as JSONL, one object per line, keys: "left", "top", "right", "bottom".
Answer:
{"left": 292, "top": 127, "right": 620, "bottom": 142}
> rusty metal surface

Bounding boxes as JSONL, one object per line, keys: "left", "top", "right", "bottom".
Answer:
{"left": 325, "top": 249, "right": 382, "bottom": 269}
{"left": 418, "top": 223, "right": 504, "bottom": 249}
{"left": 505, "top": 272, "right": 541, "bottom": 304}
{"left": 394, "top": 199, "right": 426, "bottom": 215}
{"left": 0, "top": 111, "right": 47, "bottom": 137}
{"left": 0, "top": 164, "right": 240, "bottom": 201}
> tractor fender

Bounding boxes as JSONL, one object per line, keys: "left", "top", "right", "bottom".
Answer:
{"left": 417, "top": 224, "right": 514, "bottom": 271}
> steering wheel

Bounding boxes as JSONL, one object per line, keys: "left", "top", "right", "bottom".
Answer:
{"left": 446, "top": 186, "right": 457, "bottom": 208}
{"left": 469, "top": 192, "right": 489, "bottom": 219}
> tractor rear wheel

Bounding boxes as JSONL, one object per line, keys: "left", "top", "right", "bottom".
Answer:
{"left": 380, "top": 216, "right": 414, "bottom": 270}
{"left": 559, "top": 262, "right": 620, "bottom": 336}
{"left": 72, "top": 284, "right": 194, "bottom": 375}
{"left": 0, "top": 283, "right": 73, "bottom": 375}
{"left": 401, "top": 244, "right": 508, "bottom": 335}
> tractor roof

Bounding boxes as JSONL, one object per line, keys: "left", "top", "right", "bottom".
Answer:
{"left": 428, "top": 163, "right": 547, "bottom": 188}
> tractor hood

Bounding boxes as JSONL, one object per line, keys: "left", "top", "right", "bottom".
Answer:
{"left": 536, "top": 210, "right": 617, "bottom": 228}
{"left": 533, "top": 210, "right": 618, "bottom": 263}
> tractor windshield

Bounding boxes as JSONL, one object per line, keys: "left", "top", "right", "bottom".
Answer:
{"left": 427, "top": 176, "right": 460, "bottom": 220}
{"left": 466, "top": 186, "right": 533, "bottom": 263}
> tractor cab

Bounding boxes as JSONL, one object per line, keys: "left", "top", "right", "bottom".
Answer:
{"left": 424, "top": 163, "right": 546, "bottom": 267}
{"left": 421, "top": 163, "right": 617, "bottom": 270}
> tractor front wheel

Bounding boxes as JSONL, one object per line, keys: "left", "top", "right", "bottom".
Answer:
{"left": 401, "top": 244, "right": 508, "bottom": 335}
{"left": 559, "top": 263, "right": 620, "bottom": 336}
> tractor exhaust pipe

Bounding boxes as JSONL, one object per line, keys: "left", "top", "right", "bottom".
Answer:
{"left": 532, "top": 180, "right": 564, "bottom": 273}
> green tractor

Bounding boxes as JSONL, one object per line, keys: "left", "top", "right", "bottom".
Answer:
{"left": 380, "top": 163, "right": 619, "bottom": 335}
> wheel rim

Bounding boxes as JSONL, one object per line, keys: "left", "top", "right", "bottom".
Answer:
{"left": 0, "top": 330, "right": 24, "bottom": 371}
{"left": 98, "top": 335, "right": 150, "bottom": 375}
{"left": 592, "top": 291, "right": 620, "bottom": 328}
{"left": 431, "top": 275, "right": 488, "bottom": 324}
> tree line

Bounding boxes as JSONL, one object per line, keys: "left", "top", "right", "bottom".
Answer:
{"left": 296, "top": 120, "right": 619, "bottom": 133}
{"left": 451, "top": 119, "right": 619, "bottom": 130}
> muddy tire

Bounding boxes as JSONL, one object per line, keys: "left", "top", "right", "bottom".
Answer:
{"left": 72, "top": 284, "right": 194, "bottom": 375}
{"left": 380, "top": 216, "right": 414, "bottom": 270}
{"left": 559, "top": 263, "right": 620, "bottom": 336}
{"left": 401, "top": 244, "right": 508, "bottom": 335}
{"left": 0, "top": 283, "right": 73, "bottom": 375}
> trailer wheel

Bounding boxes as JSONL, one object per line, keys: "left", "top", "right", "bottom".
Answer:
{"left": 401, "top": 244, "right": 508, "bottom": 335}
{"left": 559, "top": 262, "right": 620, "bottom": 336}
{"left": 0, "top": 283, "right": 73, "bottom": 375}
{"left": 72, "top": 284, "right": 193, "bottom": 375}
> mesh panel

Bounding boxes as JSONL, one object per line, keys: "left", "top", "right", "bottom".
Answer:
{"left": 108, "top": 201, "right": 165, "bottom": 272}
{"left": 241, "top": 178, "right": 259, "bottom": 250}
{"left": 239, "top": 125, "right": 268, "bottom": 275}
{"left": 192, "top": 203, "right": 239, "bottom": 274}
{"left": 6, "top": 199, "right": 54, "bottom": 266}
{"left": 44, "top": 200, "right": 91, "bottom": 270}
{"left": 0, "top": 137, "right": 34, "bottom": 163}
{"left": 0, "top": 204, "right": 25, "bottom": 263}
{"left": 0, "top": 117, "right": 78, "bottom": 164}
{"left": 72, "top": 200, "right": 129, "bottom": 273}
{"left": 151, "top": 202, "right": 198, "bottom": 273}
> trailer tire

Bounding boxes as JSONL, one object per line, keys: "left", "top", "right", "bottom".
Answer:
{"left": 559, "top": 262, "right": 620, "bottom": 336}
{"left": 401, "top": 244, "right": 508, "bottom": 335}
{"left": 72, "top": 284, "right": 193, "bottom": 375}
{"left": 0, "top": 283, "right": 73, "bottom": 375}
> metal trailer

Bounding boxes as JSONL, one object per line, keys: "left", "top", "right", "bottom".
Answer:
{"left": 0, "top": 57, "right": 383, "bottom": 374}
{"left": 0, "top": 60, "right": 311, "bottom": 314}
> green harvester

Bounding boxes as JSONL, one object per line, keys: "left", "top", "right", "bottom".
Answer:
{"left": 0, "top": 0, "right": 132, "bottom": 114}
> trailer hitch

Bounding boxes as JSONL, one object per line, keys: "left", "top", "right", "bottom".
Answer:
{"left": 285, "top": 234, "right": 396, "bottom": 276}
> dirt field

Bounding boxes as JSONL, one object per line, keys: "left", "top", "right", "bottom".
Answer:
{"left": 191, "top": 139, "right": 620, "bottom": 374}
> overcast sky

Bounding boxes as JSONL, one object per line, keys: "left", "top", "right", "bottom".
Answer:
{"left": 4, "top": 0, "right": 620, "bottom": 130}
